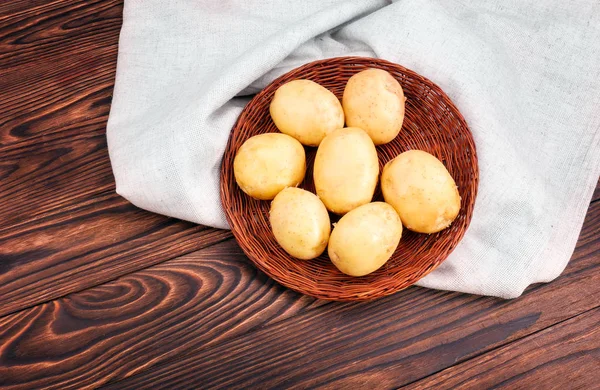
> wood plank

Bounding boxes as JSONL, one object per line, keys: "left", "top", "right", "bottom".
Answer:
{"left": 0, "top": 0, "right": 233, "bottom": 316}
{"left": 0, "top": 0, "right": 59, "bottom": 16}
{"left": 103, "top": 202, "right": 600, "bottom": 390}
{"left": 0, "top": 202, "right": 597, "bottom": 389}
{"left": 0, "top": 123, "right": 233, "bottom": 317}
{"left": 0, "top": 240, "right": 323, "bottom": 390}
{"left": 593, "top": 178, "right": 600, "bottom": 202}
{"left": 0, "top": 45, "right": 117, "bottom": 147}
{"left": 407, "top": 308, "right": 600, "bottom": 389}
{"left": 0, "top": 0, "right": 120, "bottom": 227}
{"left": 0, "top": 194, "right": 232, "bottom": 317}
{"left": 0, "top": 0, "right": 122, "bottom": 71}
{"left": 1, "top": 132, "right": 115, "bottom": 229}
{"left": 0, "top": 0, "right": 121, "bottom": 149}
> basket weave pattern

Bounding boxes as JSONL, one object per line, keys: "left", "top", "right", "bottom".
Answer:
{"left": 221, "top": 57, "right": 478, "bottom": 301}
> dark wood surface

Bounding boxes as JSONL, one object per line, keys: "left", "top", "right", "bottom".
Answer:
{"left": 0, "top": 1, "right": 598, "bottom": 389}
{"left": 408, "top": 308, "right": 600, "bottom": 389}
{"left": 0, "top": 0, "right": 232, "bottom": 317}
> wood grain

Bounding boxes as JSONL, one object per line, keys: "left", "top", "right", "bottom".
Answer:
{"left": 0, "top": 202, "right": 596, "bottom": 389}
{"left": 593, "top": 178, "right": 600, "bottom": 202}
{"left": 408, "top": 308, "right": 600, "bottom": 389}
{"left": 0, "top": 47, "right": 117, "bottom": 147}
{"left": 0, "top": 240, "right": 323, "bottom": 390}
{"left": 0, "top": 0, "right": 122, "bottom": 74}
{"left": 0, "top": 0, "right": 236, "bottom": 317}
{"left": 1, "top": 133, "right": 115, "bottom": 228}
{"left": 104, "top": 202, "right": 600, "bottom": 390}
{"left": 0, "top": 195, "right": 232, "bottom": 317}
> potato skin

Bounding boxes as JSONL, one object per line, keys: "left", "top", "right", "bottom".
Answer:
{"left": 269, "top": 79, "right": 344, "bottom": 146}
{"left": 270, "top": 187, "right": 331, "bottom": 260}
{"left": 234, "top": 133, "right": 305, "bottom": 200}
{"left": 342, "top": 68, "right": 405, "bottom": 145}
{"left": 328, "top": 202, "right": 402, "bottom": 276}
{"left": 382, "top": 150, "right": 460, "bottom": 234}
{"left": 313, "top": 127, "right": 379, "bottom": 215}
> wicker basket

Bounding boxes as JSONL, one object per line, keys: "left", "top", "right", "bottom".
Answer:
{"left": 220, "top": 57, "right": 478, "bottom": 301}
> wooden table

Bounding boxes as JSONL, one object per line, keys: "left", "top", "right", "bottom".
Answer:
{"left": 1, "top": 1, "right": 599, "bottom": 388}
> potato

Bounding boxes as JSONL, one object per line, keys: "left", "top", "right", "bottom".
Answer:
{"left": 342, "top": 68, "right": 405, "bottom": 145}
{"left": 270, "top": 187, "right": 331, "bottom": 260}
{"left": 382, "top": 150, "right": 460, "bottom": 234}
{"left": 313, "top": 127, "right": 379, "bottom": 214}
{"left": 269, "top": 79, "right": 344, "bottom": 146}
{"left": 234, "top": 133, "right": 305, "bottom": 200}
{"left": 328, "top": 202, "right": 402, "bottom": 276}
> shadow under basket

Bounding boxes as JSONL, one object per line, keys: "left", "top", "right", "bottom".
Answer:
{"left": 220, "top": 56, "right": 479, "bottom": 301}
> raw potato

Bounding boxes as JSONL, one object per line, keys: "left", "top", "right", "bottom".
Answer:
{"left": 270, "top": 187, "right": 331, "bottom": 260}
{"left": 382, "top": 150, "right": 460, "bottom": 234}
{"left": 234, "top": 133, "right": 305, "bottom": 200}
{"left": 328, "top": 202, "right": 402, "bottom": 276}
{"left": 342, "top": 68, "right": 405, "bottom": 145}
{"left": 314, "top": 127, "right": 379, "bottom": 215}
{"left": 270, "top": 79, "right": 344, "bottom": 146}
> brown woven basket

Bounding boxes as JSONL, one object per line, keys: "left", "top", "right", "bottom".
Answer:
{"left": 220, "top": 57, "right": 478, "bottom": 301}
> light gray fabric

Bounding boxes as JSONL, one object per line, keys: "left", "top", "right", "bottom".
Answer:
{"left": 107, "top": 0, "right": 600, "bottom": 298}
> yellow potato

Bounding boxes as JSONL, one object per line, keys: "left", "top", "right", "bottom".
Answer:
{"left": 382, "top": 150, "right": 461, "bottom": 234}
{"left": 342, "top": 68, "right": 405, "bottom": 145}
{"left": 269, "top": 79, "right": 344, "bottom": 146}
{"left": 328, "top": 202, "right": 402, "bottom": 276}
{"left": 270, "top": 187, "right": 331, "bottom": 260}
{"left": 234, "top": 133, "right": 305, "bottom": 200}
{"left": 313, "top": 127, "right": 379, "bottom": 214}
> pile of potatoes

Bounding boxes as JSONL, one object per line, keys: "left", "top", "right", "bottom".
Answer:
{"left": 234, "top": 68, "right": 460, "bottom": 277}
